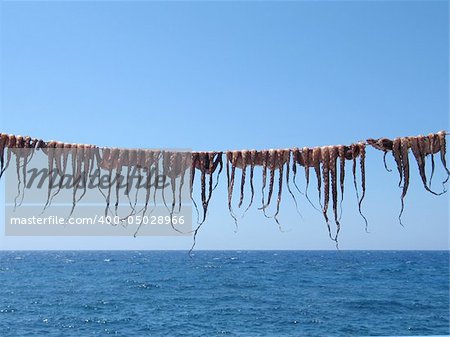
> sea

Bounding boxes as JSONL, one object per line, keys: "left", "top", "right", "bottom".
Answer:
{"left": 0, "top": 250, "right": 448, "bottom": 337}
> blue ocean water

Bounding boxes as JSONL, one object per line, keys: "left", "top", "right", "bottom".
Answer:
{"left": 0, "top": 251, "right": 448, "bottom": 337}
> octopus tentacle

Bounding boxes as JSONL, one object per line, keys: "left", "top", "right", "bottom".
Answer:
{"left": 141, "top": 150, "right": 155, "bottom": 217}
{"left": 199, "top": 152, "right": 207, "bottom": 224}
{"left": 285, "top": 149, "right": 301, "bottom": 217}
{"left": 67, "top": 144, "right": 79, "bottom": 216}
{"left": 260, "top": 150, "right": 269, "bottom": 210}
{"left": 383, "top": 152, "right": 391, "bottom": 172}
{"left": 190, "top": 152, "right": 220, "bottom": 250}
{"left": 244, "top": 150, "right": 257, "bottom": 214}
{"left": 178, "top": 152, "right": 190, "bottom": 212}
{"left": 160, "top": 151, "right": 171, "bottom": 213}
{"left": 227, "top": 151, "right": 239, "bottom": 227}
{"left": 132, "top": 152, "right": 147, "bottom": 214}
{"left": 48, "top": 142, "right": 69, "bottom": 205}
{"left": 169, "top": 152, "right": 179, "bottom": 218}
{"left": 438, "top": 131, "right": 449, "bottom": 186}
{"left": 131, "top": 150, "right": 144, "bottom": 216}
{"left": 0, "top": 134, "right": 8, "bottom": 176}
{"left": 302, "top": 147, "right": 319, "bottom": 211}
{"left": 212, "top": 152, "right": 223, "bottom": 191}
{"left": 68, "top": 144, "right": 85, "bottom": 217}
{"left": 207, "top": 153, "right": 215, "bottom": 206}
{"left": 127, "top": 149, "right": 140, "bottom": 217}
{"left": 367, "top": 138, "right": 393, "bottom": 172}
{"left": 114, "top": 149, "right": 126, "bottom": 215}
{"left": 151, "top": 151, "right": 161, "bottom": 212}
{"left": 190, "top": 152, "right": 200, "bottom": 224}
{"left": 53, "top": 142, "right": 63, "bottom": 177}
{"left": 338, "top": 145, "right": 346, "bottom": 220}
{"left": 1, "top": 135, "right": 16, "bottom": 180}
{"left": 104, "top": 148, "right": 119, "bottom": 218}
{"left": 96, "top": 148, "right": 111, "bottom": 215}
{"left": 17, "top": 136, "right": 34, "bottom": 207}
{"left": 320, "top": 146, "right": 333, "bottom": 240}
{"left": 291, "top": 148, "right": 304, "bottom": 196}
{"left": 167, "top": 151, "right": 185, "bottom": 233}
{"left": 77, "top": 144, "right": 93, "bottom": 204}
{"left": 238, "top": 151, "right": 248, "bottom": 208}
{"left": 13, "top": 136, "right": 25, "bottom": 210}
{"left": 428, "top": 134, "right": 436, "bottom": 187}
{"left": 75, "top": 145, "right": 85, "bottom": 191}
{"left": 312, "top": 147, "right": 323, "bottom": 209}
{"left": 351, "top": 143, "right": 361, "bottom": 203}
{"left": 261, "top": 150, "right": 276, "bottom": 214}
{"left": 358, "top": 143, "right": 369, "bottom": 232}
{"left": 398, "top": 137, "right": 410, "bottom": 226}
{"left": 392, "top": 138, "right": 403, "bottom": 187}
{"left": 42, "top": 141, "right": 57, "bottom": 213}
{"left": 273, "top": 151, "right": 285, "bottom": 230}
{"left": 124, "top": 155, "right": 133, "bottom": 209}
{"left": 125, "top": 150, "right": 138, "bottom": 211}
{"left": 410, "top": 136, "right": 444, "bottom": 196}
{"left": 200, "top": 153, "right": 217, "bottom": 220}
{"left": 329, "top": 146, "right": 340, "bottom": 240}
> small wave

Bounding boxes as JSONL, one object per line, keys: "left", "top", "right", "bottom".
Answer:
{"left": 137, "top": 282, "right": 160, "bottom": 289}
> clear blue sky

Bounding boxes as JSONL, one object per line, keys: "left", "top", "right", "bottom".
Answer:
{"left": 0, "top": 1, "right": 448, "bottom": 250}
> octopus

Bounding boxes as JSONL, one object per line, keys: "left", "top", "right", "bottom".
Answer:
{"left": 256, "top": 150, "right": 290, "bottom": 229}
{"left": 409, "top": 136, "right": 444, "bottom": 196}
{"left": 189, "top": 151, "right": 222, "bottom": 252}
{"left": 368, "top": 131, "right": 449, "bottom": 225}
{"left": 0, "top": 130, "right": 448, "bottom": 251}
{"left": 195, "top": 151, "right": 222, "bottom": 225}
{"left": 225, "top": 149, "right": 291, "bottom": 231}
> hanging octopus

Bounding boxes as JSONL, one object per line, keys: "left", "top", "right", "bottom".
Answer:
{"left": 0, "top": 130, "right": 448, "bottom": 250}
{"left": 9, "top": 135, "right": 38, "bottom": 209}
{"left": 368, "top": 131, "right": 449, "bottom": 225}
{"left": 190, "top": 151, "right": 222, "bottom": 252}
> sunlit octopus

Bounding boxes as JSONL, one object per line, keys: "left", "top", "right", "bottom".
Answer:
{"left": 0, "top": 130, "right": 448, "bottom": 251}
